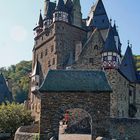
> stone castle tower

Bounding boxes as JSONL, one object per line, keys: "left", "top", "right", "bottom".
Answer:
{"left": 28, "top": 0, "right": 140, "bottom": 139}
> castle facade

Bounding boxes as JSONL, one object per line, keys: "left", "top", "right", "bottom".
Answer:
{"left": 29, "top": 0, "right": 140, "bottom": 139}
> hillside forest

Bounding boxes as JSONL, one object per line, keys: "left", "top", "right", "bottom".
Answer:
{"left": 0, "top": 61, "right": 32, "bottom": 103}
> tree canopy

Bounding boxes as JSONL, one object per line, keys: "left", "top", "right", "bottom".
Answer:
{"left": 0, "top": 60, "right": 32, "bottom": 103}
{"left": 0, "top": 102, "right": 33, "bottom": 136}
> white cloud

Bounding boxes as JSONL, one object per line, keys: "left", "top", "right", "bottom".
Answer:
{"left": 10, "top": 25, "right": 28, "bottom": 42}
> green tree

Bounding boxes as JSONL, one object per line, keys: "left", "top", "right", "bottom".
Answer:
{"left": 0, "top": 102, "right": 33, "bottom": 137}
{"left": 0, "top": 60, "right": 32, "bottom": 103}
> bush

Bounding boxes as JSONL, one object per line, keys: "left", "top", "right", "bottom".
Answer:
{"left": 0, "top": 102, "right": 33, "bottom": 136}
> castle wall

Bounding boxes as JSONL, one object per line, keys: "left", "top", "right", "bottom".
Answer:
{"left": 33, "top": 22, "right": 87, "bottom": 77}
{"left": 39, "top": 92, "right": 111, "bottom": 139}
{"left": 106, "top": 69, "right": 129, "bottom": 118}
{"left": 30, "top": 94, "right": 41, "bottom": 122}
{"left": 73, "top": 29, "right": 104, "bottom": 70}
{"left": 54, "top": 22, "right": 87, "bottom": 69}
{"left": 110, "top": 118, "right": 140, "bottom": 140}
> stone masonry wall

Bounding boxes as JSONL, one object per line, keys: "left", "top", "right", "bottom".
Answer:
{"left": 14, "top": 132, "right": 39, "bottom": 140}
{"left": 110, "top": 118, "right": 140, "bottom": 140}
{"left": 106, "top": 69, "right": 129, "bottom": 118}
{"left": 73, "top": 29, "right": 104, "bottom": 70}
{"left": 39, "top": 92, "right": 111, "bottom": 140}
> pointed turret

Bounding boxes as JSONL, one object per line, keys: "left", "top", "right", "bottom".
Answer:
{"left": 103, "top": 27, "right": 118, "bottom": 53}
{"left": 65, "top": 0, "right": 73, "bottom": 23}
{"left": 31, "top": 60, "right": 42, "bottom": 92}
{"left": 43, "top": 0, "right": 56, "bottom": 29}
{"left": 113, "top": 23, "right": 122, "bottom": 56}
{"left": 39, "top": 12, "right": 43, "bottom": 28}
{"left": 33, "top": 11, "right": 43, "bottom": 36}
{"left": 56, "top": 0, "right": 65, "bottom": 11}
{"left": 44, "top": 0, "right": 50, "bottom": 17}
{"left": 72, "top": 0, "right": 82, "bottom": 27}
{"left": 86, "top": 0, "right": 109, "bottom": 29}
{"left": 119, "top": 44, "right": 137, "bottom": 82}
{"left": 53, "top": 0, "right": 68, "bottom": 22}
{"left": 102, "top": 27, "right": 120, "bottom": 69}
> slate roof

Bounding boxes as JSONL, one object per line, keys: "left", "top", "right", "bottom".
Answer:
{"left": 45, "top": 2, "right": 56, "bottom": 19}
{"left": 113, "top": 23, "right": 122, "bottom": 55}
{"left": 39, "top": 70, "right": 112, "bottom": 92}
{"left": 0, "top": 74, "right": 13, "bottom": 103}
{"left": 113, "top": 23, "right": 118, "bottom": 36}
{"left": 102, "top": 27, "right": 118, "bottom": 53}
{"left": 90, "top": 0, "right": 110, "bottom": 29}
{"left": 119, "top": 46, "right": 137, "bottom": 82}
{"left": 38, "top": 13, "right": 43, "bottom": 28}
{"left": 32, "top": 60, "right": 41, "bottom": 76}
{"left": 55, "top": 0, "right": 66, "bottom": 12}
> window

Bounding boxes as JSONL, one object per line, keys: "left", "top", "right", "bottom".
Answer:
{"left": 40, "top": 52, "right": 43, "bottom": 59}
{"left": 89, "top": 58, "right": 94, "bottom": 64}
{"left": 48, "top": 60, "right": 51, "bottom": 66}
{"left": 52, "top": 58, "right": 55, "bottom": 65}
{"left": 51, "top": 45, "right": 54, "bottom": 52}
{"left": 94, "top": 45, "right": 99, "bottom": 50}
{"left": 58, "top": 13, "right": 61, "bottom": 17}
{"left": 45, "top": 49, "right": 48, "bottom": 56}
{"left": 129, "top": 90, "right": 132, "bottom": 96}
{"left": 112, "top": 56, "right": 117, "bottom": 61}
{"left": 122, "top": 110, "right": 124, "bottom": 117}
{"left": 108, "top": 56, "right": 112, "bottom": 60}
{"left": 103, "top": 56, "right": 107, "bottom": 61}
{"left": 102, "top": 19, "right": 105, "bottom": 23}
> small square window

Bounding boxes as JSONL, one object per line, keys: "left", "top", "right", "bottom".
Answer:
{"left": 48, "top": 60, "right": 51, "bottom": 66}
{"left": 129, "top": 90, "right": 132, "bottom": 96}
{"left": 40, "top": 52, "right": 43, "bottom": 59}
{"left": 89, "top": 58, "right": 94, "bottom": 64}
{"left": 45, "top": 49, "right": 48, "bottom": 56}
{"left": 103, "top": 56, "right": 107, "bottom": 61}
{"left": 51, "top": 45, "right": 54, "bottom": 52}
{"left": 112, "top": 56, "right": 117, "bottom": 61}
{"left": 52, "top": 58, "right": 55, "bottom": 65}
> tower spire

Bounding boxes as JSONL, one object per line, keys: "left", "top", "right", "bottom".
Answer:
{"left": 44, "top": 0, "right": 50, "bottom": 17}
{"left": 72, "top": 0, "right": 82, "bottom": 27}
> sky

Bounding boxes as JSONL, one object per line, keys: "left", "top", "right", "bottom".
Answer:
{"left": 0, "top": 0, "right": 140, "bottom": 67}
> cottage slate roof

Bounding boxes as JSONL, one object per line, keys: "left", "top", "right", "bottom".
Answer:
{"left": 0, "top": 74, "right": 13, "bottom": 103}
{"left": 39, "top": 70, "right": 112, "bottom": 92}
{"left": 102, "top": 27, "right": 118, "bottom": 53}
{"left": 119, "top": 46, "right": 137, "bottom": 82}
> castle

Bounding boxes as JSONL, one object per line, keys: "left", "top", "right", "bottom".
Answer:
{"left": 28, "top": 0, "right": 140, "bottom": 139}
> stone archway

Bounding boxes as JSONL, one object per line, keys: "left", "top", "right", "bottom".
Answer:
{"left": 39, "top": 92, "right": 111, "bottom": 140}
{"left": 51, "top": 103, "right": 93, "bottom": 140}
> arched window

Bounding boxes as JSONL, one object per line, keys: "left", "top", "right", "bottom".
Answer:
{"left": 94, "top": 45, "right": 99, "bottom": 50}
